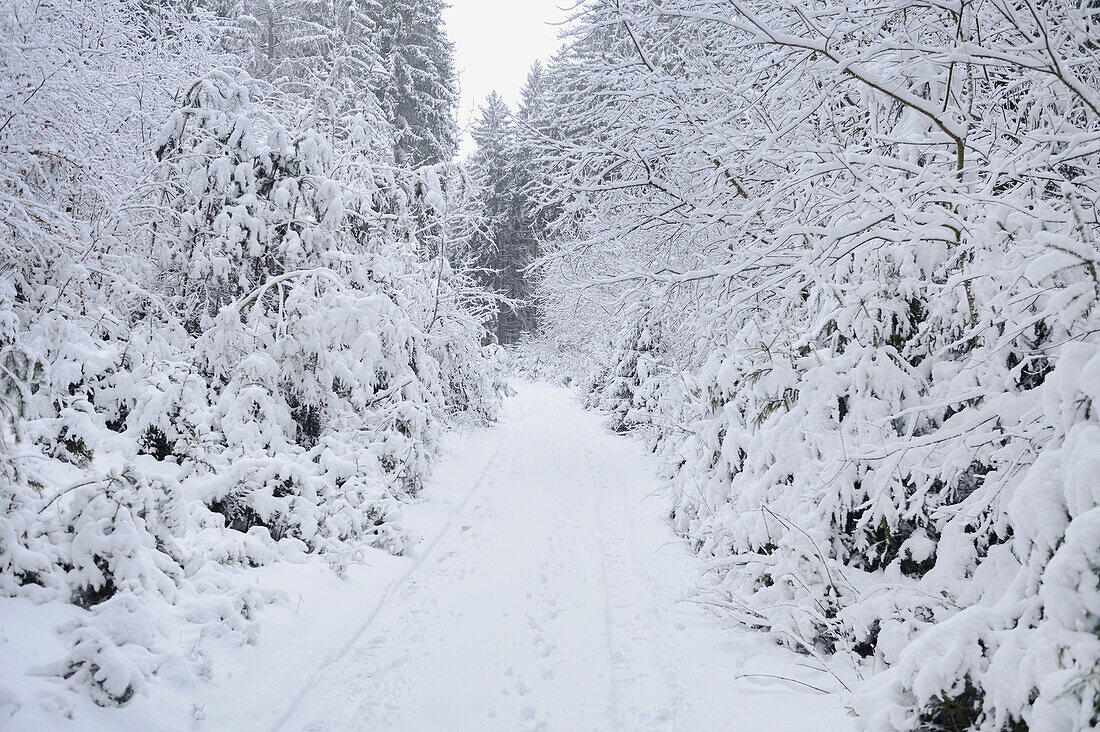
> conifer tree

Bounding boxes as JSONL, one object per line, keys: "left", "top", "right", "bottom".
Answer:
{"left": 602, "top": 304, "right": 661, "bottom": 433}
{"left": 510, "top": 62, "right": 556, "bottom": 313}
{"left": 368, "top": 0, "right": 458, "bottom": 167}
{"left": 466, "top": 92, "right": 539, "bottom": 344}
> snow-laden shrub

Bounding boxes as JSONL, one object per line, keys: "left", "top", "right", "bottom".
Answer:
{"left": 0, "top": 2, "right": 501, "bottom": 714}
{"left": 597, "top": 304, "right": 664, "bottom": 433}
{"left": 859, "top": 344, "right": 1100, "bottom": 731}
{"left": 149, "top": 71, "right": 501, "bottom": 556}
{"left": 54, "top": 470, "right": 188, "bottom": 705}
{"left": 659, "top": 207, "right": 1099, "bottom": 729}
{"left": 526, "top": 0, "right": 1099, "bottom": 726}
{"left": 510, "top": 332, "right": 609, "bottom": 388}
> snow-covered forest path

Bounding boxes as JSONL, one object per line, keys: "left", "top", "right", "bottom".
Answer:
{"left": 267, "top": 382, "right": 855, "bottom": 731}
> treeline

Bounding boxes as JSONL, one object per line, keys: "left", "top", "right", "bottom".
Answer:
{"left": 518, "top": 0, "right": 1100, "bottom": 729}
{"left": 458, "top": 67, "right": 560, "bottom": 346}
{"left": 0, "top": 0, "right": 501, "bottom": 710}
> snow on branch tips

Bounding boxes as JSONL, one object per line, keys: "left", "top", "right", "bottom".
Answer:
{"left": 0, "top": 0, "right": 503, "bottom": 715}
{"left": 518, "top": 0, "right": 1100, "bottom": 728}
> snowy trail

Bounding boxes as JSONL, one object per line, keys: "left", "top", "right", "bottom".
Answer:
{"left": 272, "top": 382, "right": 856, "bottom": 731}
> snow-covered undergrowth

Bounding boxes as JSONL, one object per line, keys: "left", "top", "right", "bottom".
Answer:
{"left": 520, "top": 0, "right": 1100, "bottom": 728}
{"left": 509, "top": 333, "right": 608, "bottom": 388}
{"left": 0, "top": 0, "right": 500, "bottom": 719}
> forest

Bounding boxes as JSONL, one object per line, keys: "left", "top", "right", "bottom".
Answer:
{"left": 1, "top": 0, "right": 1098, "bottom": 730}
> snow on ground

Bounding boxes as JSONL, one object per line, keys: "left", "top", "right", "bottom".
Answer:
{"left": 1, "top": 381, "right": 856, "bottom": 731}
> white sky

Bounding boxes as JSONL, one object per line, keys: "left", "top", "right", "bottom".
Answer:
{"left": 443, "top": 0, "right": 570, "bottom": 157}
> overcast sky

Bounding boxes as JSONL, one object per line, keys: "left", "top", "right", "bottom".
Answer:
{"left": 443, "top": 0, "right": 570, "bottom": 157}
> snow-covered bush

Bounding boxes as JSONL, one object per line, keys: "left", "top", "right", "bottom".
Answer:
{"left": 150, "top": 74, "right": 449, "bottom": 549}
{"left": 0, "top": 0, "right": 500, "bottom": 717}
{"left": 526, "top": 0, "right": 1100, "bottom": 727}
{"left": 597, "top": 304, "right": 664, "bottom": 433}
{"left": 510, "top": 330, "right": 611, "bottom": 388}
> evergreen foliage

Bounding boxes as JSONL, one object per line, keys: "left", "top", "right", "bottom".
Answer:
{"left": 366, "top": 0, "right": 459, "bottom": 167}
{"left": 464, "top": 91, "right": 539, "bottom": 345}
{"left": 600, "top": 304, "right": 662, "bottom": 433}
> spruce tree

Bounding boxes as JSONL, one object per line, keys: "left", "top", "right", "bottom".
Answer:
{"left": 368, "top": 0, "right": 458, "bottom": 167}
{"left": 510, "top": 62, "right": 555, "bottom": 321}
{"left": 602, "top": 304, "right": 661, "bottom": 433}
{"left": 466, "top": 92, "right": 540, "bottom": 345}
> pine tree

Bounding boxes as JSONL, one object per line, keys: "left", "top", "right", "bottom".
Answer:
{"left": 601, "top": 304, "right": 661, "bottom": 433}
{"left": 466, "top": 92, "right": 540, "bottom": 345}
{"left": 173, "top": 0, "right": 389, "bottom": 144}
{"left": 514, "top": 61, "right": 555, "bottom": 232}
{"left": 368, "top": 0, "right": 458, "bottom": 167}
{"left": 469, "top": 92, "right": 514, "bottom": 231}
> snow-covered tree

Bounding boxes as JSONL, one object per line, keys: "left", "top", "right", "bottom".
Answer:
{"left": 0, "top": 0, "right": 500, "bottom": 714}
{"left": 464, "top": 92, "right": 539, "bottom": 345}
{"left": 530, "top": 0, "right": 1100, "bottom": 728}
{"left": 367, "top": 0, "right": 458, "bottom": 167}
{"left": 599, "top": 303, "right": 662, "bottom": 433}
{"left": 151, "top": 71, "right": 446, "bottom": 545}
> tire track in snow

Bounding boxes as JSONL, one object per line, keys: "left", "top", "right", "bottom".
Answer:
{"left": 576, "top": 414, "right": 625, "bottom": 729}
{"left": 574, "top": 408, "right": 678, "bottom": 730}
{"left": 262, "top": 383, "right": 855, "bottom": 732}
{"left": 268, "top": 427, "right": 514, "bottom": 732}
